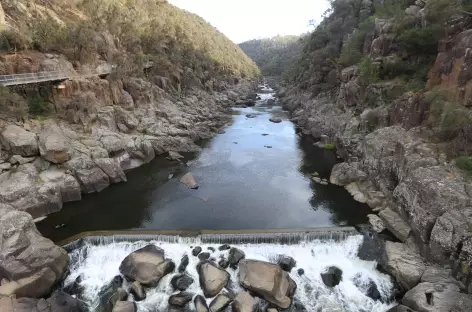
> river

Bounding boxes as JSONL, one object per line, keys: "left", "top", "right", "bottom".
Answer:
{"left": 37, "top": 88, "right": 372, "bottom": 242}
{"left": 39, "top": 87, "right": 397, "bottom": 312}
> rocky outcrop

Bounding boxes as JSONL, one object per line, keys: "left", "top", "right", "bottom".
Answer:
{"left": 0, "top": 205, "right": 69, "bottom": 298}
{"left": 380, "top": 242, "right": 426, "bottom": 291}
{"left": 238, "top": 259, "right": 296, "bottom": 309}
{"left": 321, "top": 266, "right": 343, "bottom": 288}
{"left": 119, "top": 245, "right": 175, "bottom": 287}
{"left": 1, "top": 125, "right": 39, "bottom": 157}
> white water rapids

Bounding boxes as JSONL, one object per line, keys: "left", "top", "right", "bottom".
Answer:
{"left": 64, "top": 235, "right": 396, "bottom": 312}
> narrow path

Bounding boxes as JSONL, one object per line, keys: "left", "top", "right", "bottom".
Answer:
{"left": 0, "top": 69, "right": 112, "bottom": 86}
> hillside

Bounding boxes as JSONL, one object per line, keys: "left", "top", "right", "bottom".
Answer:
{"left": 239, "top": 35, "right": 303, "bottom": 78}
{"left": 0, "top": 0, "right": 259, "bottom": 87}
{"left": 279, "top": 0, "right": 472, "bottom": 309}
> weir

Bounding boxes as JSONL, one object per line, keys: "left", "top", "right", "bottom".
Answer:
{"left": 61, "top": 227, "right": 359, "bottom": 251}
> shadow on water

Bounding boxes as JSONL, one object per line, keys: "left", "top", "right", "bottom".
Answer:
{"left": 37, "top": 96, "right": 371, "bottom": 242}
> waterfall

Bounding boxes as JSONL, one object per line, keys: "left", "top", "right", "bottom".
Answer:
{"left": 62, "top": 227, "right": 359, "bottom": 252}
{"left": 62, "top": 228, "right": 396, "bottom": 312}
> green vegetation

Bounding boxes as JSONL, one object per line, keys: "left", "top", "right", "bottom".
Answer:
{"left": 0, "top": 86, "right": 28, "bottom": 120}
{"left": 359, "top": 57, "right": 379, "bottom": 84}
{"left": 456, "top": 156, "right": 472, "bottom": 178}
{"left": 28, "top": 94, "right": 51, "bottom": 116}
{"left": 239, "top": 35, "right": 303, "bottom": 78}
{"left": 323, "top": 143, "right": 336, "bottom": 150}
{"left": 338, "top": 19, "right": 374, "bottom": 66}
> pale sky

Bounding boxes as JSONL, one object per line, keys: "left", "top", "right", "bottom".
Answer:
{"left": 168, "top": 0, "right": 331, "bottom": 43}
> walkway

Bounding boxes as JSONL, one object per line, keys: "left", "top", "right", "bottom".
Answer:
{"left": 0, "top": 69, "right": 111, "bottom": 87}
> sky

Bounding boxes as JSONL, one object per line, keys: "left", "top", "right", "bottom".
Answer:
{"left": 168, "top": 0, "right": 331, "bottom": 44}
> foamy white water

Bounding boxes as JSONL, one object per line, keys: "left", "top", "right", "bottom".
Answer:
{"left": 65, "top": 235, "right": 396, "bottom": 312}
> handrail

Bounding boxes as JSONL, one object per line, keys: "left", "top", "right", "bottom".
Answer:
{"left": 0, "top": 68, "right": 112, "bottom": 86}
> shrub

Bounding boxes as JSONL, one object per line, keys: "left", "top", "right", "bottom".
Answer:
{"left": 0, "top": 87, "right": 28, "bottom": 119}
{"left": 28, "top": 95, "right": 51, "bottom": 116}
{"left": 398, "top": 27, "right": 439, "bottom": 56}
{"left": 359, "top": 57, "right": 379, "bottom": 84}
{"left": 456, "top": 156, "right": 472, "bottom": 177}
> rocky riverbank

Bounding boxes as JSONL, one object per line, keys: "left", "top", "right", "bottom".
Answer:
{"left": 0, "top": 54, "right": 257, "bottom": 219}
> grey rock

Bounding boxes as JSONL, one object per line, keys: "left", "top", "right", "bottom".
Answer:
{"left": 229, "top": 248, "right": 245, "bottom": 268}
{"left": 379, "top": 208, "right": 411, "bottom": 242}
{"left": 321, "top": 266, "right": 343, "bottom": 287}
{"left": 171, "top": 274, "right": 194, "bottom": 291}
{"left": 129, "top": 281, "right": 146, "bottom": 301}
{"left": 278, "top": 255, "right": 296, "bottom": 272}
{"left": 180, "top": 172, "right": 199, "bottom": 189}
{"left": 178, "top": 255, "right": 190, "bottom": 273}
{"left": 219, "top": 244, "right": 231, "bottom": 251}
{"left": 239, "top": 259, "right": 296, "bottom": 309}
{"left": 209, "top": 294, "right": 233, "bottom": 312}
{"left": 1, "top": 125, "right": 39, "bottom": 157}
{"left": 368, "top": 214, "right": 386, "bottom": 233}
{"left": 269, "top": 117, "right": 282, "bottom": 123}
{"left": 119, "top": 245, "right": 174, "bottom": 287}
{"left": 246, "top": 114, "right": 257, "bottom": 118}
{"left": 232, "top": 292, "right": 259, "bottom": 312}
{"left": 75, "top": 167, "right": 110, "bottom": 193}
{"left": 0, "top": 206, "right": 69, "bottom": 298}
{"left": 192, "top": 246, "right": 202, "bottom": 256}
{"left": 380, "top": 242, "right": 426, "bottom": 290}
{"left": 198, "top": 262, "right": 230, "bottom": 298}
{"left": 1, "top": 290, "right": 87, "bottom": 312}
{"left": 38, "top": 123, "right": 71, "bottom": 164}
{"left": 198, "top": 252, "right": 211, "bottom": 262}
{"left": 329, "top": 162, "right": 367, "bottom": 186}
{"left": 9, "top": 155, "right": 35, "bottom": 165}
{"left": 112, "top": 301, "right": 137, "bottom": 312}
{"left": 194, "top": 295, "right": 210, "bottom": 312}
{"left": 169, "top": 291, "right": 194, "bottom": 307}
{"left": 386, "top": 305, "right": 419, "bottom": 312}
{"left": 168, "top": 151, "right": 184, "bottom": 161}
{"left": 402, "top": 282, "right": 472, "bottom": 312}
{"left": 108, "top": 288, "right": 128, "bottom": 309}
{"left": 94, "top": 158, "right": 127, "bottom": 184}
{"left": 218, "top": 258, "right": 229, "bottom": 269}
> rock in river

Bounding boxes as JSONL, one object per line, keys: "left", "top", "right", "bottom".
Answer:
{"left": 119, "top": 245, "right": 175, "bottom": 287}
{"left": 112, "top": 301, "right": 137, "bottom": 312}
{"left": 232, "top": 292, "right": 259, "bottom": 312}
{"left": 194, "top": 295, "right": 210, "bottom": 312}
{"left": 171, "top": 274, "right": 194, "bottom": 291}
{"left": 178, "top": 255, "right": 189, "bottom": 273}
{"left": 229, "top": 247, "right": 245, "bottom": 268}
{"left": 180, "top": 172, "right": 199, "bottom": 189}
{"left": 169, "top": 291, "right": 194, "bottom": 307}
{"left": 210, "top": 294, "right": 233, "bottom": 312}
{"left": 278, "top": 255, "right": 296, "bottom": 272}
{"left": 238, "top": 259, "right": 296, "bottom": 309}
{"left": 321, "top": 266, "right": 343, "bottom": 287}
{"left": 269, "top": 117, "right": 282, "bottom": 123}
{"left": 198, "top": 262, "right": 230, "bottom": 298}
{"left": 192, "top": 246, "right": 203, "bottom": 256}
{"left": 130, "top": 281, "right": 146, "bottom": 301}
{"left": 246, "top": 114, "right": 257, "bottom": 118}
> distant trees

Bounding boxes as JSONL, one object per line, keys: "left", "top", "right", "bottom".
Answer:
{"left": 239, "top": 35, "right": 303, "bottom": 78}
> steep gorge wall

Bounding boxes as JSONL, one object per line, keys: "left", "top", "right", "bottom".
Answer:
{"left": 279, "top": 0, "right": 472, "bottom": 305}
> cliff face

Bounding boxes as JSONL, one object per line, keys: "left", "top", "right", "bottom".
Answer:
{"left": 279, "top": 0, "right": 472, "bottom": 304}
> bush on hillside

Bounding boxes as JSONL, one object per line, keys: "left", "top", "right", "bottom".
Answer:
{"left": 456, "top": 156, "right": 472, "bottom": 177}
{"left": 28, "top": 94, "right": 51, "bottom": 116}
{"left": 0, "top": 86, "right": 28, "bottom": 120}
{"left": 359, "top": 57, "right": 379, "bottom": 84}
{"left": 398, "top": 27, "right": 439, "bottom": 56}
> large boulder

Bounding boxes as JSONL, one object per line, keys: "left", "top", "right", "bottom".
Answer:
{"left": 171, "top": 274, "right": 194, "bottom": 291}
{"left": 180, "top": 172, "right": 199, "bottom": 189}
{"left": 232, "top": 292, "right": 259, "bottom": 312}
{"left": 0, "top": 205, "right": 69, "bottom": 298}
{"left": 402, "top": 282, "right": 472, "bottom": 312}
{"left": 112, "top": 301, "right": 137, "bottom": 312}
{"left": 194, "top": 295, "right": 210, "bottom": 312}
{"left": 380, "top": 242, "right": 426, "bottom": 290}
{"left": 238, "top": 260, "right": 296, "bottom": 309}
{"left": 228, "top": 248, "right": 245, "bottom": 268}
{"left": 0, "top": 290, "right": 87, "bottom": 312}
{"left": 198, "top": 262, "right": 230, "bottom": 298}
{"left": 1, "top": 125, "right": 39, "bottom": 157}
{"left": 168, "top": 291, "right": 194, "bottom": 307}
{"left": 94, "top": 158, "right": 127, "bottom": 184}
{"left": 379, "top": 208, "right": 411, "bottom": 242}
{"left": 119, "top": 245, "right": 175, "bottom": 287}
{"left": 38, "top": 123, "right": 72, "bottom": 164}
{"left": 278, "top": 255, "right": 296, "bottom": 272}
{"left": 330, "top": 162, "right": 368, "bottom": 186}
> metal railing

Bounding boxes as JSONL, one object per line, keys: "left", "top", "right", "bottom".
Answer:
{"left": 0, "top": 68, "right": 112, "bottom": 86}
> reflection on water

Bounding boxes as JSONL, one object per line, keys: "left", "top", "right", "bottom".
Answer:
{"left": 38, "top": 94, "right": 371, "bottom": 242}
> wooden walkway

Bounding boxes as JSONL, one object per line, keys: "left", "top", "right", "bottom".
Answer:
{"left": 0, "top": 69, "right": 111, "bottom": 87}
